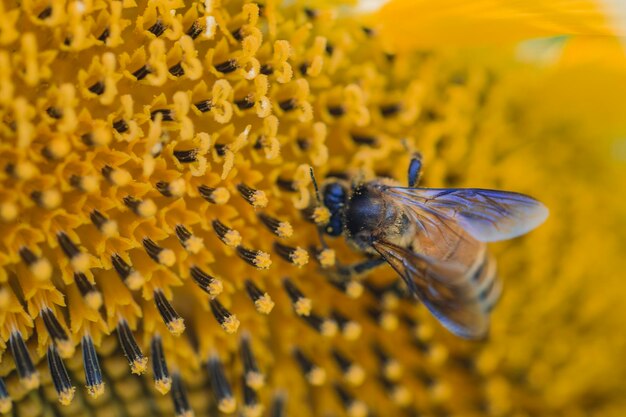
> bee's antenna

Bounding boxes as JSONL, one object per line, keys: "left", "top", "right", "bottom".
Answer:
{"left": 309, "top": 167, "right": 322, "bottom": 204}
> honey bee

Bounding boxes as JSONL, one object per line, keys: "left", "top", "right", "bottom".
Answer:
{"left": 313, "top": 155, "right": 548, "bottom": 339}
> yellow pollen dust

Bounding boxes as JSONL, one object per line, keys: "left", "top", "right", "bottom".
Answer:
{"left": 70, "top": 252, "right": 90, "bottom": 273}
{"left": 392, "top": 386, "right": 412, "bottom": 406}
{"left": 289, "top": 247, "right": 309, "bottom": 266}
{"left": 84, "top": 291, "right": 103, "bottom": 310}
{"left": 345, "top": 365, "right": 366, "bottom": 387}
{"left": 80, "top": 175, "right": 99, "bottom": 193}
{"left": 306, "top": 367, "right": 326, "bottom": 386}
{"left": 276, "top": 221, "right": 293, "bottom": 238}
{"left": 317, "top": 248, "right": 336, "bottom": 268}
{"left": 20, "top": 373, "right": 40, "bottom": 391}
{"left": 428, "top": 344, "right": 449, "bottom": 366}
{"left": 87, "top": 382, "right": 105, "bottom": 399}
{"left": 130, "top": 357, "right": 149, "bottom": 375}
{"left": 31, "top": 258, "right": 52, "bottom": 281}
{"left": 245, "top": 371, "right": 266, "bottom": 390}
{"left": 312, "top": 206, "right": 331, "bottom": 225}
{"left": 0, "top": 202, "right": 18, "bottom": 222}
{"left": 345, "top": 281, "right": 363, "bottom": 299}
{"left": 207, "top": 279, "right": 224, "bottom": 298}
{"left": 13, "top": 162, "right": 37, "bottom": 179}
{"left": 221, "top": 314, "right": 240, "bottom": 334}
{"left": 223, "top": 230, "right": 242, "bottom": 247}
{"left": 137, "top": 199, "right": 157, "bottom": 218}
{"left": 184, "top": 236, "right": 204, "bottom": 254}
{"left": 38, "top": 189, "right": 61, "bottom": 209}
{"left": 56, "top": 339, "right": 75, "bottom": 358}
{"left": 294, "top": 297, "right": 312, "bottom": 316}
{"left": 109, "top": 169, "right": 131, "bottom": 186}
{"left": 168, "top": 178, "right": 187, "bottom": 197}
{"left": 243, "top": 404, "right": 264, "bottom": 417}
{"left": 58, "top": 387, "right": 76, "bottom": 406}
{"left": 211, "top": 187, "right": 230, "bottom": 205}
{"left": 125, "top": 271, "right": 145, "bottom": 291}
{"left": 155, "top": 377, "right": 172, "bottom": 395}
{"left": 252, "top": 251, "right": 272, "bottom": 269}
{"left": 342, "top": 321, "right": 362, "bottom": 341}
{"left": 218, "top": 397, "right": 237, "bottom": 414}
{"left": 380, "top": 312, "right": 399, "bottom": 331}
{"left": 250, "top": 190, "right": 268, "bottom": 209}
{"left": 166, "top": 318, "right": 186, "bottom": 336}
{"left": 100, "top": 220, "right": 119, "bottom": 238}
{"left": 348, "top": 401, "right": 369, "bottom": 417}
{"left": 158, "top": 249, "right": 176, "bottom": 267}
{"left": 254, "top": 294, "right": 275, "bottom": 314}
{"left": 321, "top": 320, "right": 338, "bottom": 338}
{"left": 384, "top": 360, "right": 403, "bottom": 381}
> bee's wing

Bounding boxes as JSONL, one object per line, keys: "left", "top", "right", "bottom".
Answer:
{"left": 383, "top": 187, "right": 549, "bottom": 242}
{"left": 372, "top": 239, "right": 489, "bottom": 339}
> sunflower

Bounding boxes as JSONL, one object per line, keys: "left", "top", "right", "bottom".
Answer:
{"left": 0, "top": 0, "right": 625, "bottom": 416}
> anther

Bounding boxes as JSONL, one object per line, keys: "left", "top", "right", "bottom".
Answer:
{"left": 9, "top": 331, "right": 39, "bottom": 390}
{"left": 171, "top": 372, "right": 193, "bottom": 417}
{"left": 260, "top": 64, "right": 273, "bottom": 75}
{"left": 186, "top": 21, "right": 203, "bottom": 39}
{"left": 132, "top": 65, "right": 151, "bottom": 81}
{"left": 174, "top": 224, "right": 203, "bottom": 253}
{"left": 169, "top": 62, "right": 185, "bottom": 77}
{"left": 293, "top": 348, "right": 325, "bottom": 386}
{"left": 30, "top": 189, "right": 61, "bottom": 209}
{"left": 276, "top": 177, "right": 297, "bottom": 192}
{"left": 194, "top": 99, "right": 213, "bottom": 113}
{"left": 124, "top": 196, "right": 157, "bottom": 217}
{"left": 46, "top": 106, "right": 63, "bottom": 119}
{"left": 111, "top": 254, "right": 144, "bottom": 290}
{"left": 69, "top": 174, "right": 99, "bottom": 192}
{"left": 97, "top": 27, "right": 110, "bottom": 42}
{"left": 367, "top": 306, "right": 398, "bottom": 331}
{"left": 380, "top": 103, "right": 402, "bottom": 117}
{"left": 327, "top": 105, "right": 345, "bottom": 117}
{"left": 90, "top": 209, "right": 118, "bottom": 237}
{"left": 244, "top": 280, "right": 274, "bottom": 314}
{"left": 47, "top": 344, "right": 75, "bottom": 405}
{"left": 151, "top": 109, "right": 175, "bottom": 122}
{"left": 143, "top": 238, "right": 175, "bottom": 266}
{"left": 117, "top": 320, "right": 148, "bottom": 375}
{"left": 88, "top": 81, "right": 105, "bottom": 95}
{"left": 240, "top": 334, "right": 265, "bottom": 389}
{"left": 154, "top": 289, "right": 185, "bottom": 336}
{"left": 57, "top": 232, "right": 90, "bottom": 272}
{"left": 332, "top": 310, "right": 361, "bottom": 340}
{"left": 41, "top": 308, "right": 73, "bottom": 357}
{"left": 282, "top": 278, "right": 312, "bottom": 316}
{"left": 215, "top": 59, "right": 239, "bottom": 74}
{"left": 212, "top": 219, "right": 242, "bottom": 247}
{"left": 274, "top": 242, "right": 309, "bottom": 267}
{"left": 350, "top": 134, "right": 378, "bottom": 146}
{"left": 258, "top": 213, "right": 293, "bottom": 238}
{"left": 38, "top": 6, "right": 52, "bottom": 19}
{"left": 334, "top": 383, "right": 368, "bottom": 417}
{"left": 82, "top": 335, "right": 104, "bottom": 398}
{"left": 148, "top": 19, "right": 166, "bottom": 36}
{"left": 101, "top": 165, "right": 131, "bottom": 185}
{"left": 236, "top": 246, "right": 272, "bottom": 269}
{"left": 74, "top": 272, "right": 103, "bottom": 310}
{"left": 210, "top": 299, "right": 240, "bottom": 334}
{"left": 207, "top": 355, "right": 236, "bottom": 413}
{"left": 242, "top": 377, "right": 263, "bottom": 417}
{"left": 270, "top": 393, "right": 286, "bottom": 417}
{"left": 173, "top": 148, "right": 198, "bottom": 163}
{"left": 329, "top": 278, "right": 363, "bottom": 299}
{"left": 214, "top": 144, "right": 226, "bottom": 156}
{"left": 156, "top": 178, "right": 186, "bottom": 198}
{"left": 198, "top": 185, "right": 230, "bottom": 204}
{"left": 332, "top": 350, "right": 365, "bottom": 387}
{"left": 237, "top": 183, "right": 268, "bottom": 208}
{"left": 0, "top": 377, "right": 10, "bottom": 413}
{"left": 379, "top": 377, "right": 412, "bottom": 406}
{"left": 151, "top": 334, "right": 171, "bottom": 394}
{"left": 189, "top": 266, "right": 223, "bottom": 298}
{"left": 112, "top": 118, "right": 130, "bottom": 132}
{"left": 302, "top": 313, "right": 338, "bottom": 337}
{"left": 19, "top": 247, "right": 52, "bottom": 281}
{"left": 279, "top": 99, "right": 297, "bottom": 112}
{"left": 373, "top": 344, "right": 403, "bottom": 381}
{"left": 235, "top": 96, "right": 254, "bottom": 109}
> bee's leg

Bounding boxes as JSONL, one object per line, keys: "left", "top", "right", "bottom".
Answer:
{"left": 407, "top": 152, "right": 423, "bottom": 187}
{"left": 337, "top": 256, "right": 386, "bottom": 278}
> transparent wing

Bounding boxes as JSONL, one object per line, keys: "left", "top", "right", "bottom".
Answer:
{"left": 372, "top": 239, "right": 489, "bottom": 339}
{"left": 384, "top": 186, "right": 549, "bottom": 242}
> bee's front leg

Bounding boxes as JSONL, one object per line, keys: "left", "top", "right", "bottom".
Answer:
{"left": 407, "top": 152, "right": 423, "bottom": 187}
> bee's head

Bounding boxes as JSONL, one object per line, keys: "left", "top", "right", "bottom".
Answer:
{"left": 321, "top": 180, "right": 348, "bottom": 236}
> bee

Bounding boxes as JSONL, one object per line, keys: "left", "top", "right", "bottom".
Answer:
{"left": 312, "top": 155, "right": 548, "bottom": 339}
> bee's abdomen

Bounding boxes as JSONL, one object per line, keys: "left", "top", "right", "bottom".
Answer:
{"left": 472, "top": 254, "right": 501, "bottom": 312}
